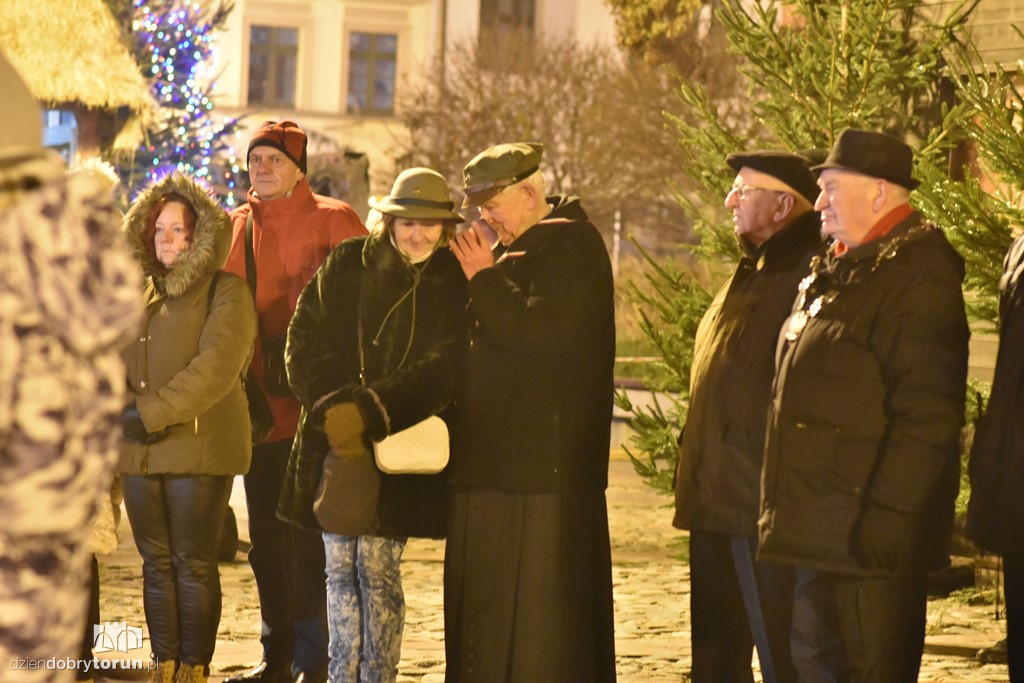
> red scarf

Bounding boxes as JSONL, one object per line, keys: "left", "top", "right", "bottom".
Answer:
{"left": 834, "top": 203, "right": 914, "bottom": 256}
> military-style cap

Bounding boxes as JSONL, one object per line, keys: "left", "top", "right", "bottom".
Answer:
{"left": 812, "top": 128, "right": 919, "bottom": 190}
{"left": 726, "top": 150, "right": 819, "bottom": 204}
{"left": 461, "top": 141, "right": 544, "bottom": 208}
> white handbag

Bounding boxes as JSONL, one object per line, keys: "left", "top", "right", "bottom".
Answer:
{"left": 372, "top": 415, "right": 450, "bottom": 474}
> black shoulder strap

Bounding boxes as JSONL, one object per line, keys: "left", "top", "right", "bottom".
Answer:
{"left": 245, "top": 210, "right": 257, "bottom": 295}
{"left": 206, "top": 270, "right": 222, "bottom": 316}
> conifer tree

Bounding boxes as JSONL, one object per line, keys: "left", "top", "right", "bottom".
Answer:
{"left": 110, "top": 0, "right": 243, "bottom": 207}
{"left": 620, "top": 0, "right": 1008, "bottom": 496}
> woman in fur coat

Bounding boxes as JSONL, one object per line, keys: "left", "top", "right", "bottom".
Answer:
{"left": 118, "top": 172, "right": 257, "bottom": 683}
{"left": 278, "top": 167, "right": 467, "bottom": 683}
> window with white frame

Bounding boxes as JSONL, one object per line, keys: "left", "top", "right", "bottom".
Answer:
{"left": 480, "top": 0, "right": 535, "bottom": 34}
{"left": 347, "top": 32, "right": 397, "bottom": 116}
{"left": 248, "top": 25, "right": 298, "bottom": 107}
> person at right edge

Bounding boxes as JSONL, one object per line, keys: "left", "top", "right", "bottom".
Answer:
{"left": 966, "top": 233, "right": 1024, "bottom": 679}
{"left": 759, "top": 128, "right": 969, "bottom": 682}
{"left": 446, "top": 142, "right": 617, "bottom": 682}
{"left": 223, "top": 120, "right": 366, "bottom": 683}
{"left": 673, "top": 149, "right": 824, "bottom": 683}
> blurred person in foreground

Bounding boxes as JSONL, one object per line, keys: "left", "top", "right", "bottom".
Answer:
{"left": 673, "top": 150, "right": 825, "bottom": 683}
{"left": 0, "top": 49, "right": 142, "bottom": 681}
{"left": 759, "top": 129, "right": 969, "bottom": 682}
{"left": 445, "top": 142, "right": 617, "bottom": 682}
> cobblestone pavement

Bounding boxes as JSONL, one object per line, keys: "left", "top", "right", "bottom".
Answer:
{"left": 94, "top": 458, "right": 1012, "bottom": 682}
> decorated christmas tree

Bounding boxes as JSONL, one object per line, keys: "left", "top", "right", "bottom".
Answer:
{"left": 620, "top": 0, "right": 1015, "bottom": 500}
{"left": 111, "top": 0, "right": 243, "bottom": 207}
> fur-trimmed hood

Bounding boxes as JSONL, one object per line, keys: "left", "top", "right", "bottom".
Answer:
{"left": 122, "top": 171, "right": 231, "bottom": 296}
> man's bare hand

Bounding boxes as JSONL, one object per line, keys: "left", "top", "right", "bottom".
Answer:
{"left": 451, "top": 222, "right": 495, "bottom": 280}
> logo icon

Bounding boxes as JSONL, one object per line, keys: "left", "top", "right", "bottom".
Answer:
{"left": 93, "top": 622, "right": 145, "bottom": 653}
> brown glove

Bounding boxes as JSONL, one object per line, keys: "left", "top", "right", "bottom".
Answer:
{"left": 323, "top": 402, "right": 366, "bottom": 458}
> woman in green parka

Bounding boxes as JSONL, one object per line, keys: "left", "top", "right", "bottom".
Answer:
{"left": 278, "top": 167, "right": 467, "bottom": 683}
{"left": 118, "top": 172, "right": 257, "bottom": 683}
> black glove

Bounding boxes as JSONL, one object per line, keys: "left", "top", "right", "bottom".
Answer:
{"left": 855, "top": 505, "right": 918, "bottom": 570}
{"left": 120, "top": 403, "right": 171, "bottom": 445}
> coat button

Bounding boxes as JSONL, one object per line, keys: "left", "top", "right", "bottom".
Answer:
{"left": 140, "top": 380, "right": 148, "bottom": 389}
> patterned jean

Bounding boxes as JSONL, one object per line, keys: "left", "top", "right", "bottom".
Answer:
{"left": 322, "top": 533, "right": 407, "bottom": 683}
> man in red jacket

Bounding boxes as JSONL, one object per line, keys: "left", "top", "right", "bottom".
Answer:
{"left": 223, "top": 120, "right": 365, "bottom": 683}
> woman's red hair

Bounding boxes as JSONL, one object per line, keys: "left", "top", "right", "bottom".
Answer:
{"left": 142, "top": 192, "right": 198, "bottom": 268}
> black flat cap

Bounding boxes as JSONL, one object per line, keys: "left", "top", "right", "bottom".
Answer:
{"left": 726, "top": 150, "right": 820, "bottom": 204}
{"left": 811, "top": 128, "right": 919, "bottom": 190}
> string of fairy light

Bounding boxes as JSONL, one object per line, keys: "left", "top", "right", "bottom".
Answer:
{"left": 132, "top": 0, "right": 242, "bottom": 206}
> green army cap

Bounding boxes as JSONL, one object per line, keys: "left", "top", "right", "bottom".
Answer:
{"left": 461, "top": 141, "right": 544, "bottom": 208}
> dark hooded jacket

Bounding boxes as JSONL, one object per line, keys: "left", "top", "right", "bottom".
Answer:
{"left": 118, "top": 172, "right": 257, "bottom": 476}
{"left": 277, "top": 233, "right": 467, "bottom": 538}
{"left": 759, "top": 211, "right": 969, "bottom": 575}
{"left": 451, "top": 195, "right": 616, "bottom": 493}
{"left": 967, "top": 235, "right": 1024, "bottom": 554}
{"left": 673, "top": 210, "right": 825, "bottom": 536}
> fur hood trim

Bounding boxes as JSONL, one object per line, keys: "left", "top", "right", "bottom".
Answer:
{"left": 68, "top": 157, "right": 120, "bottom": 197}
{"left": 122, "top": 171, "right": 231, "bottom": 296}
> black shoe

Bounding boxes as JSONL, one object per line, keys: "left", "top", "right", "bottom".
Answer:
{"left": 293, "top": 672, "right": 327, "bottom": 683}
{"left": 223, "top": 662, "right": 293, "bottom": 683}
{"left": 977, "top": 638, "right": 1008, "bottom": 664}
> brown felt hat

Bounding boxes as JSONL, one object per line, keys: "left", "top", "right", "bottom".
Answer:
{"left": 370, "top": 167, "right": 464, "bottom": 221}
{"left": 812, "top": 128, "right": 919, "bottom": 190}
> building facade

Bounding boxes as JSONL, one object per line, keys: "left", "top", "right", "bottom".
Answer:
{"left": 211, "top": 0, "right": 618, "bottom": 206}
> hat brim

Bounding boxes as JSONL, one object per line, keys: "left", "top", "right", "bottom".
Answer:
{"left": 460, "top": 185, "right": 505, "bottom": 209}
{"left": 810, "top": 161, "right": 920, "bottom": 190}
{"left": 370, "top": 197, "right": 464, "bottom": 222}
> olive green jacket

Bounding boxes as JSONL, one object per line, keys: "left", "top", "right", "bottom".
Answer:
{"left": 118, "top": 172, "right": 257, "bottom": 475}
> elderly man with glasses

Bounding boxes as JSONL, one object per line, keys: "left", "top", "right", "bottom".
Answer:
{"left": 673, "top": 149, "right": 825, "bottom": 683}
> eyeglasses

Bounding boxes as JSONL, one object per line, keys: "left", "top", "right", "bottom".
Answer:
{"left": 726, "top": 183, "right": 784, "bottom": 201}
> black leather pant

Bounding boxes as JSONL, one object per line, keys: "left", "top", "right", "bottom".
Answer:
{"left": 123, "top": 474, "right": 232, "bottom": 666}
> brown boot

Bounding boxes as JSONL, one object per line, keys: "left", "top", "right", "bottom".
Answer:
{"left": 149, "top": 660, "right": 177, "bottom": 683}
{"left": 174, "top": 663, "right": 207, "bottom": 683}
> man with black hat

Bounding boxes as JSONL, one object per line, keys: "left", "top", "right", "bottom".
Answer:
{"left": 446, "top": 142, "right": 617, "bottom": 681}
{"left": 673, "top": 150, "right": 824, "bottom": 683}
{"left": 759, "top": 128, "right": 969, "bottom": 681}
{"left": 223, "top": 121, "right": 366, "bottom": 683}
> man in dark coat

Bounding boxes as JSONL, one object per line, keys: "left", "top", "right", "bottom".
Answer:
{"left": 967, "top": 235, "right": 1024, "bottom": 676}
{"left": 760, "top": 129, "right": 969, "bottom": 681}
{"left": 673, "top": 150, "right": 825, "bottom": 682}
{"left": 446, "top": 142, "right": 617, "bottom": 682}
